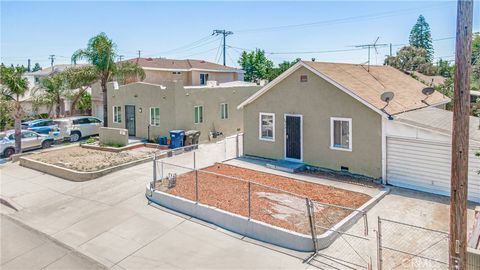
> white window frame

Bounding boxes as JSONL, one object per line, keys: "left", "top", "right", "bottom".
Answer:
{"left": 200, "top": 73, "right": 209, "bottom": 85}
{"left": 259, "top": 112, "right": 275, "bottom": 142}
{"left": 220, "top": 103, "right": 228, "bottom": 119}
{"left": 149, "top": 107, "right": 160, "bottom": 126}
{"left": 113, "top": 106, "right": 122, "bottom": 123}
{"left": 194, "top": 105, "right": 204, "bottom": 124}
{"left": 330, "top": 117, "right": 352, "bottom": 152}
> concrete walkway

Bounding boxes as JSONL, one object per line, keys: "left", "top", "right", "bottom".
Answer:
{"left": 0, "top": 146, "right": 310, "bottom": 269}
{"left": 1, "top": 215, "right": 105, "bottom": 269}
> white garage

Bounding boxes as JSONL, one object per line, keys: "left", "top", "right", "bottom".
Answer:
{"left": 386, "top": 107, "right": 480, "bottom": 203}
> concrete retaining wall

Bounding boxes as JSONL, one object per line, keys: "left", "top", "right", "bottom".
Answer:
{"left": 146, "top": 186, "right": 314, "bottom": 251}
{"left": 146, "top": 186, "right": 388, "bottom": 251}
{"left": 99, "top": 127, "right": 128, "bottom": 146}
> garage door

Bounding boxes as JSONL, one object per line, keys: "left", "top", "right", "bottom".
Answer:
{"left": 387, "top": 137, "right": 480, "bottom": 202}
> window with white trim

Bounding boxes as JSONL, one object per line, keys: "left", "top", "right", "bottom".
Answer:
{"left": 194, "top": 106, "right": 203, "bottom": 124}
{"left": 113, "top": 106, "right": 122, "bottom": 123}
{"left": 259, "top": 113, "right": 275, "bottom": 141}
{"left": 150, "top": 107, "right": 160, "bottom": 126}
{"left": 200, "top": 73, "right": 209, "bottom": 85}
{"left": 220, "top": 103, "right": 228, "bottom": 119}
{"left": 330, "top": 117, "right": 352, "bottom": 151}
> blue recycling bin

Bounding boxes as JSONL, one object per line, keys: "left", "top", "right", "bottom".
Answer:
{"left": 169, "top": 130, "right": 185, "bottom": 149}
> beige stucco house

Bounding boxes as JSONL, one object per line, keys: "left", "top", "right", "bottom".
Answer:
{"left": 238, "top": 61, "right": 451, "bottom": 181}
{"left": 107, "top": 80, "right": 261, "bottom": 142}
{"left": 123, "top": 58, "right": 244, "bottom": 86}
{"left": 92, "top": 58, "right": 245, "bottom": 121}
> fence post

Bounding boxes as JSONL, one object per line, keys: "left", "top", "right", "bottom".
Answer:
{"left": 195, "top": 170, "right": 199, "bottom": 203}
{"left": 364, "top": 213, "right": 369, "bottom": 236}
{"left": 152, "top": 155, "right": 157, "bottom": 190}
{"left": 377, "top": 217, "right": 383, "bottom": 270}
{"left": 248, "top": 181, "right": 251, "bottom": 220}
{"left": 161, "top": 161, "right": 164, "bottom": 180}
{"left": 306, "top": 198, "right": 318, "bottom": 252}
{"left": 236, "top": 133, "right": 239, "bottom": 158}
{"left": 193, "top": 151, "right": 196, "bottom": 169}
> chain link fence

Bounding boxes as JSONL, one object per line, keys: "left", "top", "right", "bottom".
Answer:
{"left": 378, "top": 217, "right": 449, "bottom": 270}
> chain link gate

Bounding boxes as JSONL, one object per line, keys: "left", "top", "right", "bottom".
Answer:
{"left": 377, "top": 217, "right": 449, "bottom": 270}
{"left": 305, "top": 198, "right": 373, "bottom": 269}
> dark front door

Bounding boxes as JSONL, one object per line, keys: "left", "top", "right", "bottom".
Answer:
{"left": 285, "top": 115, "right": 302, "bottom": 161}
{"left": 125, "top": 105, "right": 136, "bottom": 136}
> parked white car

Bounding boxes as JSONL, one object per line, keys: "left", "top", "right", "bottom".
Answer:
{"left": 54, "top": 116, "right": 102, "bottom": 142}
{"left": 0, "top": 130, "right": 54, "bottom": 157}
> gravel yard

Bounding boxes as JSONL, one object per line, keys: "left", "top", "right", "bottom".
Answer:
{"left": 29, "top": 146, "right": 163, "bottom": 172}
{"left": 157, "top": 163, "right": 372, "bottom": 235}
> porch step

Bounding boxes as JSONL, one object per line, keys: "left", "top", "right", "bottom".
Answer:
{"left": 265, "top": 160, "right": 306, "bottom": 173}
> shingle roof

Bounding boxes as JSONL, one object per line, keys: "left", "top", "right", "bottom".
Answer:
{"left": 394, "top": 106, "right": 480, "bottom": 142}
{"left": 302, "top": 61, "right": 450, "bottom": 115}
{"left": 124, "top": 58, "right": 241, "bottom": 72}
{"left": 238, "top": 61, "right": 450, "bottom": 115}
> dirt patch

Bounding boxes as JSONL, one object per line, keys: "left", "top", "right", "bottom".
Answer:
{"left": 157, "top": 163, "right": 371, "bottom": 235}
{"left": 29, "top": 146, "right": 163, "bottom": 172}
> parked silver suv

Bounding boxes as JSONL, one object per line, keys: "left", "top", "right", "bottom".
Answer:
{"left": 54, "top": 116, "right": 102, "bottom": 142}
{"left": 0, "top": 130, "right": 54, "bottom": 157}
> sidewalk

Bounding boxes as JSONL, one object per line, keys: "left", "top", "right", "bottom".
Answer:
{"left": 0, "top": 142, "right": 308, "bottom": 269}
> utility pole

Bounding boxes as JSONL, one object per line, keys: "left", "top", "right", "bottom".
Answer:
{"left": 118, "top": 55, "right": 124, "bottom": 62}
{"left": 137, "top": 50, "right": 141, "bottom": 58}
{"left": 354, "top": 37, "right": 387, "bottom": 71}
{"left": 48, "top": 54, "right": 55, "bottom": 71}
{"left": 27, "top": 59, "right": 31, "bottom": 72}
{"left": 212, "top": 29, "right": 233, "bottom": 66}
{"left": 389, "top": 43, "right": 392, "bottom": 57}
{"left": 449, "top": 0, "right": 473, "bottom": 269}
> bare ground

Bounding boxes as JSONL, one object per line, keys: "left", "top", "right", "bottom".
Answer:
{"left": 29, "top": 146, "right": 164, "bottom": 172}
{"left": 157, "top": 163, "right": 371, "bottom": 235}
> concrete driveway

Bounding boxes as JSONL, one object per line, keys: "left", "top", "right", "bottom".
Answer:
{"left": 0, "top": 146, "right": 309, "bottom": 269}
{"left": 1, "top": 141, "right": 477, "bottom": 269}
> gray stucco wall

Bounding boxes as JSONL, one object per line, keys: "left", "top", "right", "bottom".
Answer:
{"left": 107, "top": 82, "right": 260, "bottom": 142}
{"left": 243, "top": 66, "right": 382, "bottom": 178}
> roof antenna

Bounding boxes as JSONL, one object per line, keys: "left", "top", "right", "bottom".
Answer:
{"left": 354, "top": 37, "right": 388, "bottom": 72}
{"left": 380, "top": 91, "right": 395, "bottom": 120}
{"left": 421, "top": 87, "right": 435, "bottom": 105}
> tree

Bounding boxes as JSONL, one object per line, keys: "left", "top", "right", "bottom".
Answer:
{"left": 409, "top": 15, "right": 434, "bottom": 62}
{"left": 472, "top": 32, "right": 480, "bottom": 89}
{"left": 31, "top": 63, "right": 42, "bottom": 72}
{"left": 72, "top": 33, "right": 145, "bottom": 126}
{"left": 436, "top": 59, "right": 454, "bottom": 77}
{"left": 238, "top": 49, "right": 274, "bottom": 82}
{"left": 384, "top": 45, "right": 432, "bottom": 72}
{"left": 267, "top": 58, "right": 301, "bottom": 81}
{"left": 62, "top": 66, "right": 98, "bottom": 115}
{"left": 0, "top": 65, "right": 29, "bottom": 154}
{"left": 37, "top": 74, "right": 66, "bottom": 118}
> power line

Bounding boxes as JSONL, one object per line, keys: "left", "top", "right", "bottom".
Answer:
{"left": 234, "top": 2, "right": 452, "bottom": 33}
{"left": 212, "top": 29, "right": 233, "bottom": 66}
{"left": 48, "top": 54, "right": 55, "bottom": 70}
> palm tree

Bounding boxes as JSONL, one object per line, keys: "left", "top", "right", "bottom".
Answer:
{"left": 72, "top": 33, "right": 145, "bottom": 126}
{"left": 62, "top": 66, "right": 98, "bottom": 115}
{"left": 0, "top": 65, "right": 29, "bottom": 154}
{"left": 37, "top": 74, "right": 65, "bottom": 118}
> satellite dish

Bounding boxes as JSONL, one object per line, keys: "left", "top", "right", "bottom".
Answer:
{"left": 422, "top": 87, "right": 435, "bottom": 96}
{"left": 381, "top": 91, "right": 395, "bottom": 103}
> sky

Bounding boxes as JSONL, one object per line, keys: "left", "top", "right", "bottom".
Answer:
{"left": 1, "top": 1, "right": 479, "bottom": 69}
